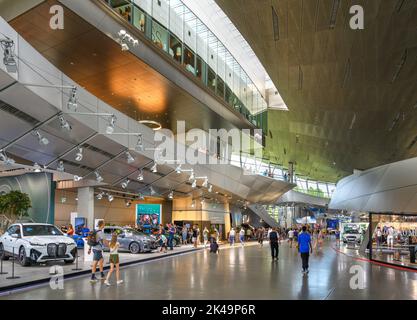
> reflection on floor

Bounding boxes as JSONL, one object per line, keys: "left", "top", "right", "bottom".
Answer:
{"left": 1, "top": 240, "right": 417, "bottom": 300}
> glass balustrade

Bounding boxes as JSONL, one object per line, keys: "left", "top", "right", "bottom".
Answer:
{"left": 103, "top": 0, "right": 268, "bottom": 135}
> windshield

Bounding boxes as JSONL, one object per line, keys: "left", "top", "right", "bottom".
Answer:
{"left": 123, "top": 228, "right": 146, "bottom": 237}
{"left": 345, "top": 229, "right": 359, "bottom": 234}
{"left": 22, "top": 225, "right": 63, "bottom": 237}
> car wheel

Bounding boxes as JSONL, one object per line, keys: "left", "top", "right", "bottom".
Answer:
{"left": 19, "top": 246, "right": 30, "bottom": 266}
{"left": 129, "top": 242, "right": 141, "bottom": 254}
{"left": 0, "top": 243, "right": 9, "bottom": 261}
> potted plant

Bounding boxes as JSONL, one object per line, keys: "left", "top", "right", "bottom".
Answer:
{"left": 0, "top": 190, "right": 32, "bottom": 225}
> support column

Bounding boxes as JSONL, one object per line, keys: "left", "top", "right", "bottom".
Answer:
{"left": 288, "top": 162, "right": 294, "bottom": 184}
{"left": 77, "top": 187, "right": 95, "bottom": 230}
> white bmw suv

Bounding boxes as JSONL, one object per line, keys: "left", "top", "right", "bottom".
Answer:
{"left": 0, "top": 223, "right": 77, "bottom": 266}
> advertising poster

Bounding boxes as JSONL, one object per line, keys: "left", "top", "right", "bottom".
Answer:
{"left": 136, "top": 204, "right": 162, "bottom": 233}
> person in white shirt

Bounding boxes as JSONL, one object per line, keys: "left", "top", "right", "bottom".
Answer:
{"left": 239, "top": 228, "right": 245, "bottom": 246}
{"left": 288, "top": 229, "right": 294, "bottom": 248}
{"left": 229, "top": 228, "right": 236, "bottom": 246}
{"left": 387, "top": 226, "right": 394, "bottom": 249}
{"left": 376, "top": 227, "right": 382, "bottom": 252}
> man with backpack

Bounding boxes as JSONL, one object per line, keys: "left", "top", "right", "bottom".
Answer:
{"left": 269, "top": 227, "right": 280, "bottom": 261}
{"left": 88, "top": 220, "right": 108, "bottom": 283}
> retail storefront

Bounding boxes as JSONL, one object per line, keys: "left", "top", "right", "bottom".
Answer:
{"left": 369, "top": 213, "right": 417, "bottom": 269}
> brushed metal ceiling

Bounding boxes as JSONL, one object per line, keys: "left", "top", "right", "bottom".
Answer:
{"left": 216, "top": 0, "right": 417, "bottom": 182}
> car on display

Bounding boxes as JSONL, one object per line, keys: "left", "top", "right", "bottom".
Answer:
{"left": 102, "top": 226, "right": 157, "bottom": 253}
{"left": 0, "top": 223, "right": 77, "bottom": 266}
{"left": 342, "top": 229, "right": 362, "bottom": 244}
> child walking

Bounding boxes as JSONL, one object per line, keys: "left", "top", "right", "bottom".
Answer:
{"left": 104, "top": 233, "right": 123, "bottom": 286}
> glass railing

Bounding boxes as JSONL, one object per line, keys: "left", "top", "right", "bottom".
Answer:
{"left": 230, "top": 153, "right": 335, "bottom": 199}
{"left": 102, "top": 0, "right": 268, "bottom": 134}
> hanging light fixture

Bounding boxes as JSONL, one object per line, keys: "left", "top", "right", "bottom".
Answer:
{"left": 121, "top": 179, "right": 130, "bottom": 189}
{"left": 33, "top": 162, "right": 42, "bottom": 172}
{"left": 106, "top": 115, "right": 116, "bottom": 134}
{"left": 168, "top": 190, "right": 174, "bottom": 199}
{"left": 126, "top": 151, "right": 135, "bottom": 164}
{"left": 56, "top": 160, "right": 65, "bottom": 172}
{"left": 33, "top": 130, "right": 49, "bottom": 146}
{"left": 58, "top": 115, "right": 72, "bottom": 131}
{"left": 95, "top": 171, "right": 103, "bottom": 183}
{"left": 125, "top": 200, "right": 132, "bottom": 207}
{"left": 0, "top": 149, "right": 15, "bottom": 166}
{"left": 151, "top": 163, "right": 157, "bottom": 173}
{"left": 75, "top": 147, "right": 83, "bottom": 162}
{"left": 202, "top": 177, "right": 208, "bottom": 188}
{"left": 137, "top": 169, "right": 144, "bottom": 181}
{"left": 135, "top": 134, "right": 144, "bottom": 151}
{"left": 175, "top": 164, "right": 182, "bottom": 174}
{"left": 108, "top": 194, "right": 114, "bottom": 202}
{"left": 96, "top": 192, "right": 104, "bottom": 200}
{"left": 73, "top": 175, "right": 82, "bottom": 182}
{"left": 67, "top": 86, "right": 78, "bottom": 111}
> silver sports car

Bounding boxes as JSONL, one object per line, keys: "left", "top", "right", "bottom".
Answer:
{"left": 102, "top": 226, "right": 157, "bottom": 254}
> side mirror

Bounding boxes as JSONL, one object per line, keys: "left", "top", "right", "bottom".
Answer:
{"left": 11, "top": 233, "right": 19, "bottom": 239}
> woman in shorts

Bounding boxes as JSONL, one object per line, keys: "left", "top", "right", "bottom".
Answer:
{"left": 104, "top": 233, "right": 123, "bottom": 286}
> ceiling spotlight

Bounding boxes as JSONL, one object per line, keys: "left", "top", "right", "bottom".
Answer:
{"left": 125, "top": 200, "right": 132, "bottom": 207}
{"left": 1, "top": 38, "right": 16, "bottom": 68}
{"left": 191, "top": 200, "right": 195, "bottom": 208}
{"left": 189, "top": 171, "right": 195, "bottom": 181}
{"left": 202, "top": 177, "right": 208, "bottom": 188}
{"left": 58, "top": 115, "right": 72, "bottom": 131}
{"left": 191, "top": 179, "right": 197, "bottom": 188}
{"left": 75, "top": 147, "right": 83, "bottom": 162}
{"left": 137, "top": 169, "right": 144, "bottom": 181}
{"left": 150, "top": 186, "right": 156, "bottom": 195}
{"left": 33, "top": 162, "right": 42, "bottom": 172}
{"left": 106, "top": 115, "right": 116, "bottom": 134}
{"left": 95, "top": 171, "right": 104, "bottom": 183}
{"left": 33, "top": 130, "right": 49, "bottom": 146}
{"left": 126, "top": 151, "right": 135, "bottom": 164}
{"left": 151, "top": 163, "right": 157, "bottom": 173}
{"left": 121, "top": 179, "right": 130, "bottom": 189}
{"left": 61, "top": 197, "right": 66, "bottom": 203}
{"left": 0, "top": 149, "right": 15, "bottom": 166}
{"left": 56, "top": 160, "right": 65, "bottom": 172}
{"left": 175, "top": 164, "right": 182, "bottom": 174}
{"left": 168, "top": 190, "right": 173, "bottom": 199}
{"left": 135, "top": 134, "right": 144, "bottom": 151}
{"left": 96, "top": 192, "right": 104, "bottom": 200}
{"left": 108, "top": 194, "right": 114, "bottom": 202}
{"left": 73, "top": 175, "right": 82, "bottom": 182}
{"left": 67, "top": 86, "right": 78, "bottom": 111}
{"left": 208, "top": 184, "right": 213, "bottom": 193}
{"left": 200, "top": 198, "right": 205, "bottom": 205}
{"left": 117, "top": 29, "right": 139, "bottom": 51}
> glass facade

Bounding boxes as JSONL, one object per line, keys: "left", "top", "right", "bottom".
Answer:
{"left": 230, "top": 153, "right": 336, "bottom": 199}
{"left": 104, "top": 0, "right": 268, "bottom": 134}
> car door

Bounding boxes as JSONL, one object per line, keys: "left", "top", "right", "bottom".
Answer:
{"left": 2, "top": 225, "right": 15, "bottom": 253}
{"left": 119, "top": 229, "right": 131, "bottom": 250}
{"left": 9, "top": 225, "right": 22, "bottom": 256}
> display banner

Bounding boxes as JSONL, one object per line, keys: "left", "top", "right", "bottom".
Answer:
{"left": 136, "top": 204, "right": 162, "bottom": 232}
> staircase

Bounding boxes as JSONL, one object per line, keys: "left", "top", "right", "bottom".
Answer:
{"left": 248, "top": 204, "right": 280, "bottom": 228}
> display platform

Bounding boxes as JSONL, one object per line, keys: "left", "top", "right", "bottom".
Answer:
{"left": 0, "top": 245, "right": 201, "bottom": 293}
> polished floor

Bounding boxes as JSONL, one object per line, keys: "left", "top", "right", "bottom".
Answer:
{"left": 1, "top": 241, "right": 417, "bottom": 300}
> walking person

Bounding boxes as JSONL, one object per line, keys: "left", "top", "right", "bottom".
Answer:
{"left": 257, "top": 227, "right": 264, "bottom": 247}
{"left": 288, "top": 228, "right": 294, "bottom": 248}
{"left": 182, "top": 226, "right": 188, "bottom": 245}
{"left": 168, "top": 223, "right": 176, "bottom": 250}
{"left": 203, "top": 227, "right": 209, "bottom": 248}
{"left": 376, "top": 227, "right": 382, "bottom": 252}
{"left": 335, "top": 228, "right": 341, "bottom": 247}
{"left": 229, "top": 228, "right": 236, "bottom": 246}
{"left": 239, "top": 228, "right": 245, "bottom": 246}
{"left": 158, "top": 233, "right": 168, "bottom": 253}
{"left": 88, "top": 220, "right": 107, "bottom": 283}
{"left": 104, "top": 233, "right": 123, "bottom": 286}
{"left": 192, "top": 226, "right": 199, "bottom": 248}
{"left": 269, "top": 227, "right": 280, "bottom": 261}
{"left": 298, "top": 226, "right": 313, "bottom": 274}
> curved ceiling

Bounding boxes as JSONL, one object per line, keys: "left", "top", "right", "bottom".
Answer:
{"left": 216, "top": 0, "right": 417, "bottom": 183}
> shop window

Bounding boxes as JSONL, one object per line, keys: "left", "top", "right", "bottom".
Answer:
{"left": 169, "top": 33, "right": 182, "bottom": 63}
{"left": 111, "top": 2, "right": 133, "bottom": 23}
{"left": 151, "top": 20, "right": 169, "bottom": 52}
{"left": 225, "top": 84, "right": 233, "bottom": 106}
{"left": 183, "top": 45, "right": 196, "bottom": 75}
{"left": 196, "top": 55, "right": 204, "bottom": 82}
{"left": 216, "top": 76, "right": 225, "bottom": 99}
{"left": 133, "top": 6, "right": 147, "bottom": 33}
{"left": 207, "top": 67, "right": 216, "bottom": 93}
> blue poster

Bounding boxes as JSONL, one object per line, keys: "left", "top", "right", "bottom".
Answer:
{"left": 136, "top": 204, "right": 161, "bottom": 232}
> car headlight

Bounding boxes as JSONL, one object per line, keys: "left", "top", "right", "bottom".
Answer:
{"left": 29, "top": 242, "right": 46, "bottom": 246}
